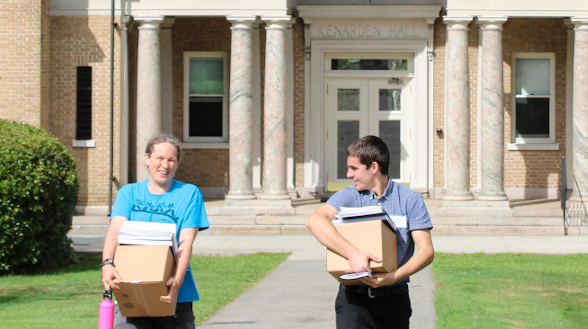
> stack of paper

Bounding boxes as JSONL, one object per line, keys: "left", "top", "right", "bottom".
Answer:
{"left": 332, "top": 206, "right": 398, "bottom": 232}
{"left": 118, "top": 221, "right": 178, "bottom": 257}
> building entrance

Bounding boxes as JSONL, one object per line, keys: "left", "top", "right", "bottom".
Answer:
{"left": 325, "top": 75, "right": 412, "bottom": 191}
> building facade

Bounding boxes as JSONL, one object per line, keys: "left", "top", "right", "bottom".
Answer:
{"left": 2, "top": 0, "right": 588, "bottom": 214}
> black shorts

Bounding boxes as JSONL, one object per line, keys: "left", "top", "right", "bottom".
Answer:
{"left": 115, "top": 302, "right": 195, "bottom": 329}
{"left": 335, "top": 284, "right": 412, "bottom": 329}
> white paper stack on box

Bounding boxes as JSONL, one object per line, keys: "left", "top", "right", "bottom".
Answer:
{"left": 332, "top": 206, "right": 398, "bottom": 232}
{"left": 118, "top": 221, "right": 178, "bottom": 257}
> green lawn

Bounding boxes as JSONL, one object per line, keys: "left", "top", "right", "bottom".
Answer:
{"left": 433, "top": 253, "right": 588, "bottom": 329}
{"left": 0, "top": 252, "right": 290, "bottom": 328}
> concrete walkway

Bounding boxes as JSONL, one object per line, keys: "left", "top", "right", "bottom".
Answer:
{"left": 191, "top": 235, "right": 588, "bottom": 328}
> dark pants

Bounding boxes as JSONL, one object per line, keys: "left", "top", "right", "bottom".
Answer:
{"left": 115, "top": 302, "right": 195, "bottom": 329}
{"left": 335, "top": 285, "right": 412, "bottom": 329}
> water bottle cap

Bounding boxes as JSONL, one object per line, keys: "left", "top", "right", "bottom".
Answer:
{"left": 103, "top": 289, "right": 113, "bottom": 300}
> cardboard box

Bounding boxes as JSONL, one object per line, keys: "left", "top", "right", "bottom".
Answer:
{"left": 113, "top": 245, "right": 177, "bottom": 317}
{"left": 327, "top": 220, "right": 397, "bottom": 286}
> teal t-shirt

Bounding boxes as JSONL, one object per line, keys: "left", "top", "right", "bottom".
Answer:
{"left": 111, "top": 180, "right": 209, "bottom": 303}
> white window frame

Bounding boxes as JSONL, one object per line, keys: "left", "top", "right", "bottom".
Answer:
{"left": 325, "top": 52, "right": 414, "bottom": 75}
{"left": 509, "top": 52, "right": 556, "bottom": 148}
{"left": 183, "top": 51, "right": 229, "bottom": 145}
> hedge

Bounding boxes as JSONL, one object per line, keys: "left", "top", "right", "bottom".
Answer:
{"left": 0, "top": 119, "right": 79, "bottom": 273}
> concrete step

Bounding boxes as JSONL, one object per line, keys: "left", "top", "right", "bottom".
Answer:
{"left": 209, "top": 215, "right": 307, "bottom": 225}
{"left": 512, "top": 206, "right": 563, "bottom": 217}
{"left": 201, "top": 224, "right": 311, "bottom": 236}
{"left": 431, "top": 216, "right": 564, "bottom": 226}
{"left": 72, "top": 216, "right": 110, "bottom": 225}
{"left": 432, "top": 225, "right": 566, "bottom": 235}
{"left": 69, "top": 224, "right": 109, "bottom": 235}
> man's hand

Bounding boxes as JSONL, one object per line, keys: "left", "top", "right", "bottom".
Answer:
{"left": 347, "top": 249, "right": 382, "bottom": 273}
{"left": 101, "top": 265, "right": 123, "bottom": 291}
{"left": 160, "top": 277, "right": 180, "bottom": 304}
{"left": 360, "top": 271, "right": 398, "bottom": 288}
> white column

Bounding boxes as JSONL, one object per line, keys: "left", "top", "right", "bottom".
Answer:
{"left": 571, "top": 18, "right": 588, "bottom": 201}
{"left": 226, "top": 17, "right": 257, "bottom": 200}
{"left": 260, "top": 18, "right": 291, "bottom": 200}
{"left": 159, "top": 17, "right": 175, "bottom": 135}
{"left": 478, "top": 17, "right": 508, "bottom": 201}
{"left": 135, "top": 16, "right": 163, "bottom": 182}
{"left": 442, "top": 17, "right": 474, "bottom": 200}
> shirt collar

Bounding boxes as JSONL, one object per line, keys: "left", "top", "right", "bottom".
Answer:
{"left": 367, "top": 175, "right": 395, "bottom": 200}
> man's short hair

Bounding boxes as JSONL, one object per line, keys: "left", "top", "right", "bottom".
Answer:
{"left": 346, "top": 135, "right": 390, "bottom": 175}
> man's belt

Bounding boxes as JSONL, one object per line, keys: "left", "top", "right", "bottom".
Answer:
{"left": 344, "top": 284, "right": 408, "bottom": 298}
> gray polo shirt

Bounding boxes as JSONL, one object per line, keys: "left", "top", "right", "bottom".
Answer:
{"left": 326, "top": 177, "right": 433, "bottom": 285}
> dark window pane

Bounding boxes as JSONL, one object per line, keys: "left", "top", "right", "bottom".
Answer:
{"left": 337, "top": 121, "right": 359, "bottom": 179}
{"left": 331, "top": 59, "right": 407, "bottom": 71}
{"left": 189, "top": 97, "right": 223, "bottom": 137}
{"left": 379, "top": 121, "right": 401, "bottom": 179}
{"left": 337, "top": 89, "right": 360, "bottom": 111}
{"left": 76, "top": 66, "right": 92, "bottom": 140}
{"left": 378, "top": 89, "right": 401, "bottom": 111}
{"left": 516, "top": 98, "right": 549, "bottom": 138}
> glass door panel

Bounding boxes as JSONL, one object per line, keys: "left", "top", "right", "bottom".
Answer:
{"left": 337, "top": 120, "right": 360, "bottom": 179}
{"left": 379, "top": 120, "right": 401, "bottom": 179}
{"left": 325, "top": 79, "right": 368, "bottom": 191}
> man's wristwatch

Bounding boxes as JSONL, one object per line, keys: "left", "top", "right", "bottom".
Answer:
{"left": 101, "top": 259, "right": 115, "bottom": 268}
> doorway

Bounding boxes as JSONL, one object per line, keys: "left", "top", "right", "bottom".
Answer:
{"left": 325, "top": 76, "right": 412, "bottom": 191}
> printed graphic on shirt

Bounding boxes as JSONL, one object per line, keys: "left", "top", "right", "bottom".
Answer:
{"left": 132, "top": 199, "right": 177, "bottom": 223}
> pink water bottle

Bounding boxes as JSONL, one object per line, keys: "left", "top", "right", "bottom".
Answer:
{"left": 98, "top": 289, "right": 114, "bottom": 329}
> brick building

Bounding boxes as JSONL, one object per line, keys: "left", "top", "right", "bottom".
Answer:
{"left": 2, "top": 0, "right": 588, "bottom": 217}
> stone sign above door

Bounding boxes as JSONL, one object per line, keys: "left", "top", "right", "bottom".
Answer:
{"left": 311, "top": 20, "right": 430, "bottom": 39}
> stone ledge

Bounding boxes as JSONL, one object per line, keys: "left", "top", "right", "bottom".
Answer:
{"left": 437, "top": 207, "right": 513, "bottom": 217}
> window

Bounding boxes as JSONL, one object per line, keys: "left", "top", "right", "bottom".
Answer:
{"left": 511, "top": 53, "right": 556, "bottom": 145}
{"left": 76, "top": 66, "right": 92, "bottom": 140}
{"left": 326, "top": 52, "right": 413, "bottom": 73}
{"left": 183, "top": 52, "right": 228, "bottom": 143}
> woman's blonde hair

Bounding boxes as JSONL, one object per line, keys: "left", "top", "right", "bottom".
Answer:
{"left": 145, "top": 134, "right": 182, "bottom": 161}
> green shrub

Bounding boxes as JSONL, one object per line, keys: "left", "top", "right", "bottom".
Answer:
{"left": 0, "top": 119, "right": 79, "bottom": 273}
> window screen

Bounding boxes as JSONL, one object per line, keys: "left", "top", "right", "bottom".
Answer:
{"left": 76, "top": 66, "right": 92, "bottom": 140}
{"left": 515, "top": 58, "right": 551, "bottom": 139}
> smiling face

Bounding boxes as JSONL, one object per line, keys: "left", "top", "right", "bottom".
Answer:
{"left": 346, "top": 155, "right": 378, "bottom": 192}
{"left": 144, "top": 142, "right": 179, "bottom": 192}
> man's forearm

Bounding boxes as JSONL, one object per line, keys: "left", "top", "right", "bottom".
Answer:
{"left": 390, "top": 243, "right": 434, "bottom": 283}
{"left": 307, "top": 212, "right": 358, "bottom": 259}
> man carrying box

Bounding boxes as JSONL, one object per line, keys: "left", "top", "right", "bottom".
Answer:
{"left": 306, "top": 135, "right": 434, "bottom": 329}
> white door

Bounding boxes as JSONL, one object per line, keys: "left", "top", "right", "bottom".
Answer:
{"left": 325, "top": 78, "right": 412, "bottom": 191}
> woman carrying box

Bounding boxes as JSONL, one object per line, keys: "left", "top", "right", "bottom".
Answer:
{"left": 101, "top": 134, "right": 209, "bottom": 329}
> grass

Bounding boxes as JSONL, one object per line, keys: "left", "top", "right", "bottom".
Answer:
{"left": 0, "top": 252, "right": 290, "bottom": 328}
{"left": 433, "top": 253, "right": 588, "bottom": 329}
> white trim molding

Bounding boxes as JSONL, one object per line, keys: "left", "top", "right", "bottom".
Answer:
{"left": 507, "top": 143, "right": 560, "bottom": 151}
{"left": 297, "top": 5, "right": 442, "bottom": 20}
{"left": 72, "top": 139, "right": 96, "bottom": 148}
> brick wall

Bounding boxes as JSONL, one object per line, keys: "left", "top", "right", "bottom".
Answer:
{"left": 433, "top": 17, "right": 567, "bottom": 192}
{"left": 49, "top": 16, "right": 121, "bottom": 205}
{"left": 502, "top": 18, "right": 567, "bottom": 189}
{"left": 293, "top": 18, "right": 305, "bottom": 188}
{"left": 170, "top": 17, "right": 231, "bottom": 187}
{"left": 0, "top": 0, "right": 45, "bottom": 126}
{"left": 433, "top": 18, "right": 445, "bottom": 189}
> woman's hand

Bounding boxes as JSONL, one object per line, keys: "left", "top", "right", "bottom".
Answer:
{"left": 101, "top": 264, "right": 123, "bottom": 291}
{"left": 160, "top": 277, "right": 180, "bottom": 304}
